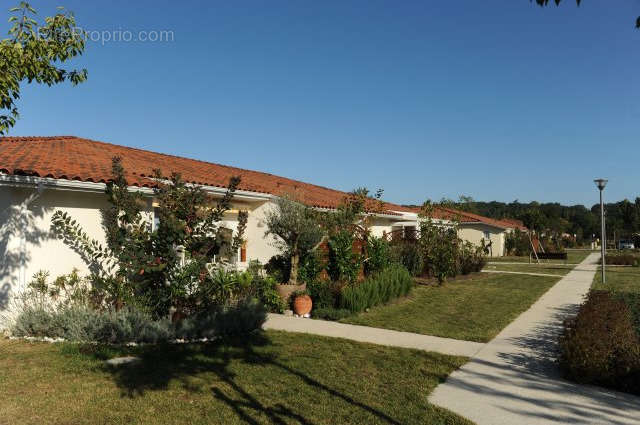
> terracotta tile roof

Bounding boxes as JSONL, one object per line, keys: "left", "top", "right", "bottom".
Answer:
{"left": 392, "top": 205, "right": 528, "bottom": 229}
{"left": 0, "top": 136, "right": 409, "bottom": 215}
{"left": 437, "top": 207, "right": 528, "bottom": 230}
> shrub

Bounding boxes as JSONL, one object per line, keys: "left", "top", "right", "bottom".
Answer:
{"left": 265, "top": 255, "right": 290, "bottom": 283}
{"left": 12, "top": 300, "right": 266, "bottom": 343}
{"left": 339, "top": 264, "right": 413, "bottom": 313}
{"left": 307, "top": 280, "right": 337, "bottom": 309}
{"left": 12, "top": 305, "right": 173, "bottom": 343}
{"left": 559, "top": 291, "right": 640, "bottom": 394}
{"left": 605, "top": 253, "right": 640, "bottom": 266}
{"left": 327, "top": 230, "right": 361, "bottom": 283}
{"left": 251, "top": 275, "right": 285, "bottom": 313}
{"left": 298, "top": 250, "right": 325, "bottom": 284}
{"left": 50, "top": 158, "right": 248, "bottom": 318}
{"left": 312, "top": 307, "right": 352, "bottom": 321}
{"left": 175, "top": 298, "right": 266, "bottom": 339}
{"left": 390, "top": 241, "right": 424, "bottom": 277}
{"left": 365, "top": 236, "right": 390, "bottom": 276}
{"left": 458, "top": 242, "right": 486, "bottom": 275}
{"left": 12, "top": 306, "right": 55, "bottom": 338}
{"left": 505, "top": 228, "right": 530, "bottom": 256}
{"left": 615, "top": 292, "right": 640, "bottom": 334}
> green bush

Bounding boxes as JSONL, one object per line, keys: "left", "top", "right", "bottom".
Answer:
{"left": 265, "top": 255, "right": 291, "bottom": 283}
{"left": 175, "top": 298, "right": 266, "bottom": 339}
{"left": 339, "top": 264, "right": 413, "bottom": 313}
{"left": 458, "top": 242, "right": 486, "bottom": 275}
{"left": 327, "top": 230, "right": 361, "bottom": 283}
{"left": 615, "top": 292, "right": 640, "bottom": 334}
{"left": 298, "top": 250, "right": 325, "bottom": 284}
{"left": 365, "top": 236, "right": 390, "bottom": 276}
{"left": 559, "top": 291, "right": 640, "bottom": 395}
{"left": 505, "top": 229, "right": 530, "bottom": 256}
{"left": 12, "top": 300, "right": 266, "bottom": 343}
{"left": 312, "top": 307, "right": 352, "bottom": 321}
{"left": 307, "top": 280, "right": 337, "bottom": 309}
{"left": 390, "top": 241, "right": 424, "bottom": 277}
{"left": 605, "top": 253, "right": 640, "bottom": 266}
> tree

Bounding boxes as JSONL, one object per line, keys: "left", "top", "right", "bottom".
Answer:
{"left": 264, "top": 195, "right": 324, "bottom": 285}
{"left": 1, "top": 2, "right": 87, "bottom": 134}
{"left": 51, "top": 157, "right": 247, "bottom": 317}
{"left": 419, "top": 201, "right": 460, "bottom": 284}
{"left": 532, "top": 0, "right": 640, "bottom": 29}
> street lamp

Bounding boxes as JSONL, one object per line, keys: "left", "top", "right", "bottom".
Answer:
{"left": 594, "top": 179, "right": 608, "bottom": 284}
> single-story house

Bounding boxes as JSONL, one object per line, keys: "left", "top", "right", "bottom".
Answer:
{"left": 0, "top": 136, "right": 520, "bottom": 327}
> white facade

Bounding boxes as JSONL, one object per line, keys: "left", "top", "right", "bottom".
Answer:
{"left": 0, "top": 177, "right": 411, "bottom": 329}
{"left": 0, "top": 175, "right": 515, "bottom": 329}
{"left": 457, "top": 223, "right": 507, "bottom": 257}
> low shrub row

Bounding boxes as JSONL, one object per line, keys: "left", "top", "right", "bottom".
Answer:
{"left": 559, "top": 291, "right": 640, "bottom": 395}
{"left": 311, "top": 307, "right": 352, "bottom": 321}
{"left": 12, "top": 298, "right": 266, "bottom": 344}
{"left": 605, "top": 253, "right": 640, "bottom": 266}
{"left": 339, "top": 264, "right": 413, "bottom": 313}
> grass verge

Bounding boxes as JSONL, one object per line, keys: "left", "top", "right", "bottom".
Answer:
{"left": 341, "top": 273, "right": 559, "bottom": 342}
{"left": 592, "top": 266, "right": 640, "bottom": 293}
{"left": 483, "top": 264, "right": 571, "bottom": 276}
{"left": 0, "top": 330, "right": 472, "bottom": 425}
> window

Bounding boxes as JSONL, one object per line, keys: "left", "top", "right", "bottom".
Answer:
{"left": 152, "top": 207, "right": 160, "bottom": 231}
{"left": 483, "top": 230, "right": 491, "bottom": 240}
{"left": 405, "top": 226, "right": 417, "bottom": 240}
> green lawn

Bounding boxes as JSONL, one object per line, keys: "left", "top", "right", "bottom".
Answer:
{"left": 490, "top": 250, "right": 593, "bottom": 264}
{"left": 0, "top": 331, "right": 472, "bottom": 425}
{"left": 341, "top": 273, "right": 559, "bottom": 342}
{"left": 592, "top": 266, "right": 640, "bottom": 294}
{"left": 483, "top": 263, "right": 572, "bottom": 276}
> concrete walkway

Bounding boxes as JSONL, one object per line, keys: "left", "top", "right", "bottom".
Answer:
{"left": 263, "top": 314, "right": 484, "bottom": 357}
{"left": 430, "top": 253, "right": 640, "bottom": 425}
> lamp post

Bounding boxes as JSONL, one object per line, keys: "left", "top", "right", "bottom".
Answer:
{"left": 594, "top": 179, "right": 608, "bottom": 284}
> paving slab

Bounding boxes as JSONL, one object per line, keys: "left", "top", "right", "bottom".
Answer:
{"left": 264, "top": 314, "right": 484, "bottom": 357}
{"left": 430, "top": 253, "right": 640, "bottom": 425}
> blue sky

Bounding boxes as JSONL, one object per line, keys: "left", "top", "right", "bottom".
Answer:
{"left": 6, "top": 0, "right": 639, "bottom": 206}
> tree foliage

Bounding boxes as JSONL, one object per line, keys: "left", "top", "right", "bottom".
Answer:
{"left": 532, "top": 0, "right": 640, "bottom": 29}
{"left": 263, "top": 195, "right": 324, "bottom": 285}
{"left": 418, "top": 202, "right": 460, "bottom": 284}
{"left": 51, "top": 157, "right": 247, "bottom": 317}
{"left": 1, "top": 2, "right": 87, "bottom": 134}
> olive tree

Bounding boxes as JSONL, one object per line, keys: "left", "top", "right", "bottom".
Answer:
{"left": 264, "top": 196, "right": 324, "bottom": 285}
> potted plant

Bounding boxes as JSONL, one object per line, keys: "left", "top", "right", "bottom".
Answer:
{"left": 292, "top": 289, "right": 313, "bottom": 316}
{"left": 263, "top": 195, "right": 324, "bottom": 302}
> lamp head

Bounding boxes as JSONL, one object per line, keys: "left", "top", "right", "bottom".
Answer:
{"left": 594, "top": 179, "right": 608, "bottom": 191}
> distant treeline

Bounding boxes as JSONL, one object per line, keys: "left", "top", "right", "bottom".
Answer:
{"left": 406, "top": 196, "right": 640, "bottom": 246}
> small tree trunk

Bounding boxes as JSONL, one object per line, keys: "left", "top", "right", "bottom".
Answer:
{"left": 289, "top": 240, "right": 299, "bottom": 285}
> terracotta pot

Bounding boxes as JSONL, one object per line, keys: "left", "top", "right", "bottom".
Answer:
{"left": 275, "top": 283, "right": 306, "bottom": 302}
{"left": 293, "top": 294, "right": 313, "bottom": 316}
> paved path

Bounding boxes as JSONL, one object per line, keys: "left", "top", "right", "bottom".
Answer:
{"left": 482, "top": 270, "right": 565, "bottom": 278}
{"left": 263, "top": 314, "right": 484, "bottom": 357}
{"left": 430, "top": 253, "right": 640, "bottom": 425}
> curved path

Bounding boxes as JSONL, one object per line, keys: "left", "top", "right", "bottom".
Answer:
{"left": 429, "top": 253, "right": 640, "bottom": 425}
{"left": 264, "top": 314, "right": 484, "bottom": 357}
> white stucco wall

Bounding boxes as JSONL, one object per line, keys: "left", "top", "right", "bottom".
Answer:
{"left": 236, "top": 200, "right": 280, "bottom": 266}
{"left": 0, "top": 186, "right": 114, "bottom": 328}
{"left": 458, "top": 224, "right": 506, "bottom": 257}
{"left": 0, "top": 185, "right": 285, "bottom": 329}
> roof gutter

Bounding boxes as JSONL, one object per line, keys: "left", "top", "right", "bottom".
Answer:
{"left": 0, "top": 173, "right": 274, "bottom": 202}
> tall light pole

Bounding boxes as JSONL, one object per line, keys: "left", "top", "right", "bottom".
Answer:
{"left": 594, "top": 179, "right": 608, "bottom": 284}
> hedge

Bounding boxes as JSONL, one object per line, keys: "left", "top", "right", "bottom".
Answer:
{"left": 339, "top": 264, "right": 413, "bottom": 313}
